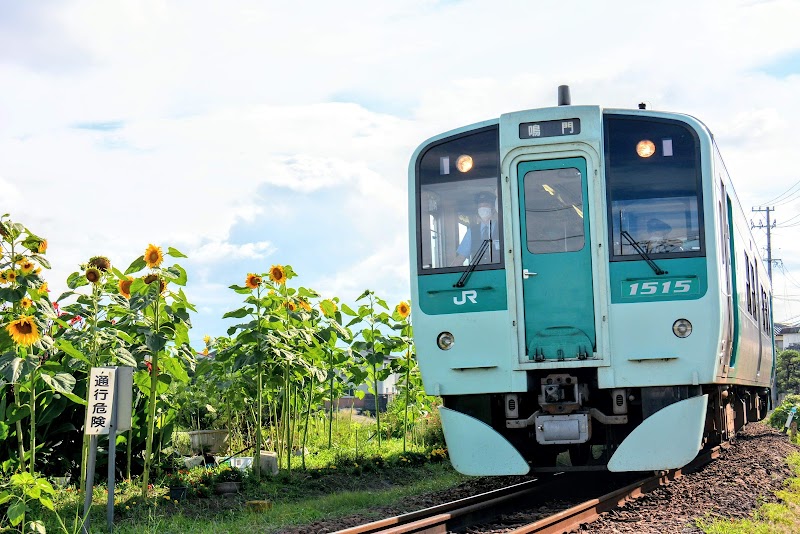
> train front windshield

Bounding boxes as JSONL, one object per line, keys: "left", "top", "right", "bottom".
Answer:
{"left": 415, "top": 126, "right": 502, "bottom": 271}
{"left": 604, "top": 115, "right": 705, "bottom": 260}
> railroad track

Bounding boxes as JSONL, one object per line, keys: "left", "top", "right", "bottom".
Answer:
{"left": 332, "top": 445, "right": 725, "bottom": 534}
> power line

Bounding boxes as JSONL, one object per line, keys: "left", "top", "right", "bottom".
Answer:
{"left": 760, "top": 179, "right": 800, "bottom": 206}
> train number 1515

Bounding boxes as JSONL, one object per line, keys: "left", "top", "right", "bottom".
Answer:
{"left": 628, "top": 280, "right": 692, "bottom": 296}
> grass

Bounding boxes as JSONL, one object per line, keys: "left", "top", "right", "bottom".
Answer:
{"left": 695, "top": 450, "right": 800, "bottom": 533}
{"left": 38, "top": 461, "right": 464, "bottom": 534}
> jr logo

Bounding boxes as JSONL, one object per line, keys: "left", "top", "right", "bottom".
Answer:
{"left": 453, "top": 290, "right": 478, "bottom": 305}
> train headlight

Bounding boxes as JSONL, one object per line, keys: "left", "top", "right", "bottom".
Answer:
{"left": 437, "top": 332, "right": 455, "bottom": 350}
{"left": 636, "top": 140, "right": 656, "bottom": 158}
{"left": 456, "top": 155, "right": 473, "bottom": 173}
{"left": 672, "top": 319, "right": 692, "bottom": 338}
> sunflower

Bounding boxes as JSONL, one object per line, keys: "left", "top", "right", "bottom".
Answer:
{"left": 298, "top": 299, "right": 311, "bottom": 312}
{"left": 396, "top": 301, "right": 411, "bottom": 319}
{"left": 201, "top": 348, "right": 209, "bottom": 356}
{"left": 143, "top": 274, "right": 166, "bottom": 293}
{"left": 5, "top": 270, "right": 17, "bottom": 283}
{"left": 203, "top": 335, "right": 211, "bottom": 345}
{"left": 85, "top": 267, "right": 102, "bottom": 284}
{"left": 320, "top": 299, "right": 337, "bottom": 317}
{"left": 38, "top": 282, "right": 48, "bottom": 295}
{"left": 6, "top": 316, "right": 40, "bottom": 346}
{"left": 268, "top": 265, "right": 286, "bottom": 285}
{"left": 0, "top": 271, "right": 7, "bottom": 284}
{"left": 119, "top": 277, "right": 133, "bottom": 299}
{"left": 144, "top": 244, "right": 164, "bottom": 269}
{"left": 284, "top": 301, "right": 297, "bottom": 312}
{"left": 88, "top": 256, "right": 111, "bottom": 272}
{"left": 20, "top": 297, "right": 32, "bottom": 309}
{"left": 18, "top": 259, "right": 35, "bottom": 275}
{"left": 245, "top": 273, "right": 262, "bottom": 289}
{"left": 37, "top": 239, "right": 47, "bottom": 254}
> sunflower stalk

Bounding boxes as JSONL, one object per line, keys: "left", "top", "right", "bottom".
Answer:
{"left": 141, "top": 295, "right": 161, "bottom": 498}
{"left": 253, "top": 287, "right": 263, "bottom": 481}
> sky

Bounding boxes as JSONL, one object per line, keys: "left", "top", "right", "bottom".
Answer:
{"left": 3, "top": 0, "right": 800, "bottom": 349}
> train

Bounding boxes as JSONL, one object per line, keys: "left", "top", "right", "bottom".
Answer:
{"left": 407, "top": 87, "right": 775, "bottom": 474}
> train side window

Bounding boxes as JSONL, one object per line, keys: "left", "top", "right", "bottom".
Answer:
{"left": 744, "top": 254, "right": 752, "bottom": 315}
{"left": 415, "top": 126, "right": 502, "bottom": 272}
{"left": 604, "top": 115, "right": 704, "bottom": 261}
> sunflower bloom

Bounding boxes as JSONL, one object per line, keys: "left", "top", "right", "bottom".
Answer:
{"left": 5, "top": 270, "right": 17, "bottom": 283}
{"left": 144, "top": 244, "right": 164, "bottom": 269}
{"left": 38, "top": 282, "right": 48, "bottom": 294}
{"left": 245, "top": 273, "right": 262, "bottom": 289}
{"left": 284, "top": 301, "right": 296, "bottom": 312}
{"left": 6, "top": 316, "right": 40, "bottom": 346}
{"left": 268, "top": 265, "right": 286, "bottom": 285}
{"left": 298, "top": 299, "right": 311, "bottom": 312}
{"left": 85, "top": 267, "right": 102, "bottom": 284}
{"left": 20, "top": 297, "right": 32, "bottom": 309}
{"left": 203, "top": 335, "right": 211, "bottom": 345}
{"left": 0, "top": 271, "right": 7, "bottom": 284}
{"left": 18, "top": 259, "right": 35, "bottom": 274}
{"left": 119, "top": 277, "right": 133, "bottom": 299}
{"left": 320, "top": 299, "right": 337, "bottom": 317}
{"left": 397, "top": 301, "right": 411, "bottom": 319}
{"left": 37, "top": 240, "right": 47, "bottom": 254}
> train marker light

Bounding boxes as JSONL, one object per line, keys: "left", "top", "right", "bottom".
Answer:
{"left": 672, "top": 319, "right": 692, "bottom": 338}
{"left": 636, "top": 139, "right": 656, "bottom": 158}
{"left": 437, "top": 332, "right": 455, "bottom": 350}
{"left": 456, "top": 154, "right": 473, "bottom": 173}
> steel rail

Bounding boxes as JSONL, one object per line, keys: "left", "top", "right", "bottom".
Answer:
{"left": 332, "top": 477, "right": 550, "bottom": 534}
{"left": 507, "top": 445, "right": 725, "bottom": 534}
{"left": 334, "top": 445, "right": 724, "bottom": 534}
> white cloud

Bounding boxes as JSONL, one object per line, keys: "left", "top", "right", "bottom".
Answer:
{"left": 3, "top": 0, "right": 800, "bottom": 339}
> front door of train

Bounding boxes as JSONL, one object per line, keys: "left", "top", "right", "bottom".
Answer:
{"left": 518, "top": 158, "right": 596, "bottom": 361}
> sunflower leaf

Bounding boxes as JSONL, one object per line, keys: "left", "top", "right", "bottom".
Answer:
{"left": 125, "top": 256, "right": 147, "bottom": 274}
{"left": 166, "top": 247, "right": 187, "bottom": 258}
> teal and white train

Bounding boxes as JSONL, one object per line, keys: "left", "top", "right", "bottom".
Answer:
{"left": 408, "top": 88, "right": 775, "bottom": 474}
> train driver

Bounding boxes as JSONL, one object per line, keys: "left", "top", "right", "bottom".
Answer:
{"left": 450, "top": 191, "right": 501, "bottom": 266}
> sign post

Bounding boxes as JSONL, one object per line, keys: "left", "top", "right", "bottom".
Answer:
{"left": 83, "top": 367, "right": 133, "bottom": 534}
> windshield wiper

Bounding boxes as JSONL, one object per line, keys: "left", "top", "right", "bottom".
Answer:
{"left": 454, "top": 239, "right": 491, "bottom": 288}
{"left": 621, "top": 231, "right": 667, "bottom": 275}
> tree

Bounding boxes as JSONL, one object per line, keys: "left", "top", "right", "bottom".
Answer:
{"left": 776, "top": 349, "right": 800, "bottom": 394}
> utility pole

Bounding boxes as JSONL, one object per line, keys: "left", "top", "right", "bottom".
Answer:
{"left": 752, "top": 206, "right": 776, "bottom": 282}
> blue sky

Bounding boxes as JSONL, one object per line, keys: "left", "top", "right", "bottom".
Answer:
{"left": 3, "top": 0, "right": 800, "bottom": 347}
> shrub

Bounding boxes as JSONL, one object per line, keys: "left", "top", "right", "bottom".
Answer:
{"left": 768, "top": 394, "right": 800, "bottom": 429}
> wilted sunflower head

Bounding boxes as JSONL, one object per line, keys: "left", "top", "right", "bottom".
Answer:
{"left": 37, "top": 239, "right": 47, "bottom": 254}
{"left": 6, "top": 316, "right": 40, "bottom": 346}
{"left": 20, "top": 297, "right": 33, "bottom": 309}
{"left": 268, "top": 265, "right": 286, "bottom": 285}
{"left": 88, "top": 256, "right": 111, "bottom": 272}
{"left": 143, "top": 274, "right": 166, "bottom": 293}
{"left": 119, "top": 277, "right": 133, "bottom": 299}
{"left": 85, "top": 267, "right": 102, "bottom": 284}
{"left": 396, "top": 301, "right": 411, "bottom": 319}
{"left": 144, "top": 244, "right": 164, "bottom": 269}
{"left": 245, "top": 273, "right": 262, "bottom": 289}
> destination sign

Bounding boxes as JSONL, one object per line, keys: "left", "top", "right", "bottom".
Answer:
{"left": 519, "top": 119, "right": 581, "bottom": 139}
